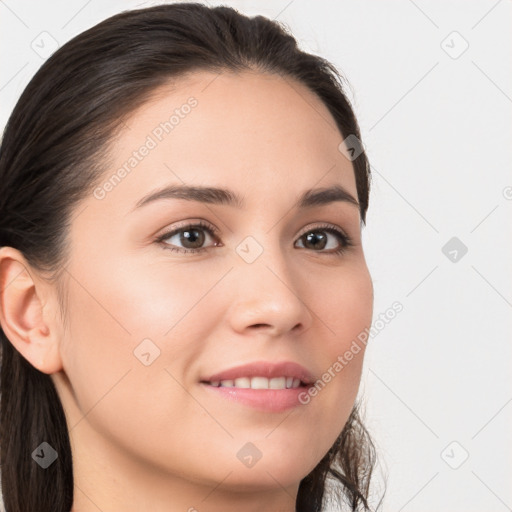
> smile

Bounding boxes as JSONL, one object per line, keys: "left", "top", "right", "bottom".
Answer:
{"left": 203, "top": 376, "right": 306, "bottom": 389}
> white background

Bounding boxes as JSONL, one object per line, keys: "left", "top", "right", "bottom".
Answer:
{"left": 1, "top": 1, "right": 511, "bottom": 511}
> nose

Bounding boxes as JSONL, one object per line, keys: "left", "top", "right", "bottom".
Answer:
{"left": 228, "top": 246, "right": 313, "bottom": 338}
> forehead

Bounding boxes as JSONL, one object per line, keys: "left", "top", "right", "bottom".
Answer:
{"left": 95, "top": 69, "right": 357, "bottom": 214}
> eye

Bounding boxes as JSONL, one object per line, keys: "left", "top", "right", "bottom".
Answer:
{"left": 295, "top": 224, "right": 353, "bottom": 255}
{"left": 154, "top": 221, "right": 352, "bottom": 256}
{"left": 155, "top": 220, "right": 221, "bottom": 253}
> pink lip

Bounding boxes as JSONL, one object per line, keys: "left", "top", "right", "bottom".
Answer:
{"left": 199, "top": 360, "right": 315, "bottom": 413}
{"left": 201, "top": 385, "right": 312, "bottom": 413}
{"left": 200, "top": 360, "right": 315, "bottom": 384}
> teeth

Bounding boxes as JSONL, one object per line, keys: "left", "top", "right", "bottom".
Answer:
{"left": 269, "top": 377, "right": 286, "bottom": 389}
{"left": 233, "top": 377, "right": 251, "bottom": 388}
{"left": 251, "top": 377, "right": 268, "bottom": 389}
{"left": 208, "top": 376, "right": 302, "bottom": 389}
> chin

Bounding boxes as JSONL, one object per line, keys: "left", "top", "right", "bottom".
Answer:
{"left": 216, "top": 467, "right": 304, "bottom": 492}
{"left": 218, "top": 452, "right": 317, "bottom": 490}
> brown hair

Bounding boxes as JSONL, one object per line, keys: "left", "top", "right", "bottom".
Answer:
{"left": 0, "top": 4, "right": 382, "bottom": 511}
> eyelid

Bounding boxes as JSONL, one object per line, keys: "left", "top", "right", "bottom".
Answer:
{"left": 156, "top": 220, "right": 348, "bottom": 240}
{"left": 296, "top": 221, "right": 350, "bottom": 240}
{"left": 155, "top": 219, "right": 220, "bottom": 240}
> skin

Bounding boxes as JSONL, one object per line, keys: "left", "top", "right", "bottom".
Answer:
{"left": 0, "top": 69, "right": 373, "bottom": 512}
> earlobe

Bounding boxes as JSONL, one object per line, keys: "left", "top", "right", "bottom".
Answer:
{"left": 0, "top": 246, "right": 63, "bottom": 374}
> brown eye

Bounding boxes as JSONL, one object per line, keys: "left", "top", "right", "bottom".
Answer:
{"left": 295, "top": 225, "right": 352, "bottom": 255}
{"left": 174, "top": 227, "right": 205, "bottom": 249}
{"left": 156, "top": 222, "right": 220, "bottom": 253}
{"left": 302, "top": 231, "right": 328, "bottom": 250}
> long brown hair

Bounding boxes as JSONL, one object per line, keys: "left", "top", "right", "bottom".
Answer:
{"left": 0, "top": 4, "right": 383, "bottom": 511}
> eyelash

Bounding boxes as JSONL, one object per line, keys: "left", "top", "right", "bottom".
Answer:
{"left": 155, "top": 220, "right": 353, "bottom": 256}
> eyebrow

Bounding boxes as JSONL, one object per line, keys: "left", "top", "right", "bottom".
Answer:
{"left": 132, "top": 183, "right": 360, "bottom": 212}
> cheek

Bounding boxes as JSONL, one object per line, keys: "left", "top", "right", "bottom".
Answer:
{"left": 316, "top": 259, "right": 374, "bottom": 357}
{"left": 302, "top": 260, "right": 373, "bottom": 422}
{"left": 100, "top": 256, "right": 224, "bottom": 339}
{"left": 59, "top": 257, "right": 220, "bottom": 413}
{"left": 58, "top": 266, "right": 213, "bottom": 465}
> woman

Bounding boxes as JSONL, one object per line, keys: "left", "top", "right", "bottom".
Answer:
{"left": 0, "top": 3, "right": 383, "bottom": 511}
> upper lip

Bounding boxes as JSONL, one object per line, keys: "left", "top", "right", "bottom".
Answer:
{"left": 201, "top": 361, "right": 315, "bottom": 385}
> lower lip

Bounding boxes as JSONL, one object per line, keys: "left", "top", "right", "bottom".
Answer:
{"left": 201, "top": 383, "right": 311, "bottom": 413}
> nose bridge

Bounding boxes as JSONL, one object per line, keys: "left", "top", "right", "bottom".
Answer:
{"left": 228, "top": 230, "right": 312, "bottom": 335}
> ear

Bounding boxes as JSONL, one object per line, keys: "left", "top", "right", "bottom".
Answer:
{"left": 0, "top": 246, "right": 63, "bottom": 374}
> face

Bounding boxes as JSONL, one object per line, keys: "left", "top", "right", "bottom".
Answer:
{"left": 51, "top": 70, "right": 373, "bottom": 497}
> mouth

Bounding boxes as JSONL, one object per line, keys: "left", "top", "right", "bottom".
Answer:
{"left": 198, "top": 361, "right": 315, "bottom": 412}
{"left": 200, "top": 376, "right": 310, "bottom": 390}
